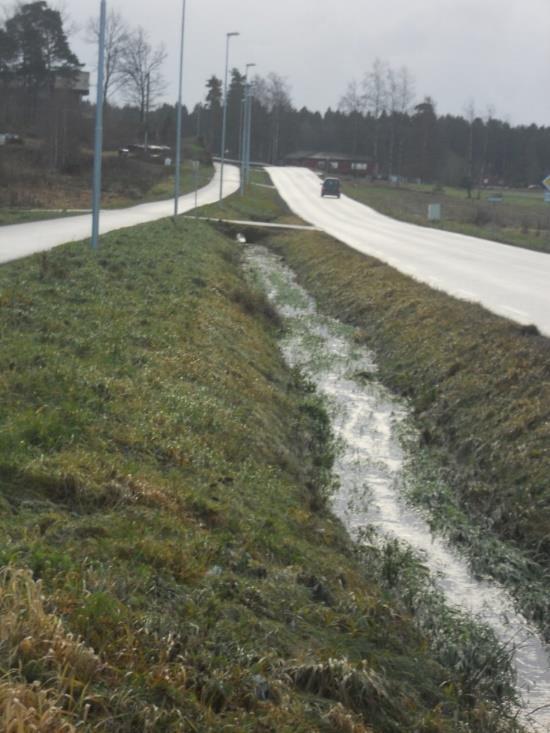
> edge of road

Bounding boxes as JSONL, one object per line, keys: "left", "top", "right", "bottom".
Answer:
{"left": 266, "top": 165, "right": 550, "bottom": 337}
{"left": 0, "top": 163, "right": 240, "bottom": 265}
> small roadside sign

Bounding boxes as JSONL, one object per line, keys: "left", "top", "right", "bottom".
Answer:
{"left": 542, "top": 174, "right": 550, "bottom": 191}
{"left": 544, "top": 191, "right": 550, "bottom": 204}
{"left": 428, "top": 203, "right": 441, "bottom": 221}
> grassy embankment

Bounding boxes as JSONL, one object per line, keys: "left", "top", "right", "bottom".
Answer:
{"left": 0, "top": 216, "right": 524, "bottom": 730}
{"left": 196, "top": 167, "right": 304, "bottom": 227}
{"left": 342, "top": 179, "right": 550, "bottom": 254}
{"left": 199, "top": 177, "right": 550, "bottom": 638}
{"left": 0, "top": 139, "right": 213, "bottom": 226}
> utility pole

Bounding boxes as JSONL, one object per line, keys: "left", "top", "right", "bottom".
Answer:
{"left": 238, "top": 97, "right": 245, "bottom": 167}
{"left": 240, "top": 63, "right": 255, "bottom": 195}
{"left": 196, "top": 104, "right": 201, "bottom": 138}
{"left": 173, "top": 0, "right": 187, "bottom": 218}
{"left": 219, "top": 31, "right": 239, "bottom": 201}
{"left": 144, "top": 72, "right": 151, "bottom": 153}
{"left": 91, "top": 0, "right": 106, "bottom": 250}
{"left": 244, "top": 79, "right": 254, "bottom": 185}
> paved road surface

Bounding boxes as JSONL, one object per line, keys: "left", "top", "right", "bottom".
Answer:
{"left": 0, "top": 163, "right": 240, "bottom": 265}
{"left": 268, "top": 166, "right": 550, "bottom": 337}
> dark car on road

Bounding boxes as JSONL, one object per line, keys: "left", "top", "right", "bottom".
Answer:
{"left": 321, "top": 177, "right": 341, "bottom": 198}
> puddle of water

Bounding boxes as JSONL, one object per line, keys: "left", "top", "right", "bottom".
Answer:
{"left": 245, "top": 244, "right": 550, "bottom": 731}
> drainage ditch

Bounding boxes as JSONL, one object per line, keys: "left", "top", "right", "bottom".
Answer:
{"left": 244, "top": 243, "right": 550, "bottom": 731}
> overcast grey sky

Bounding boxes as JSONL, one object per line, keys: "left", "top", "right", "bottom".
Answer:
{"left": 66, "top": 0, "right": 549, "bottom": 125}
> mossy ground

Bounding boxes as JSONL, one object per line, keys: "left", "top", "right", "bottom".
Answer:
{"left": 0, "top": 213, "right": 524, "bottom": 730}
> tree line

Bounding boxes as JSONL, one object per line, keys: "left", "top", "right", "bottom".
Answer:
{"left": 194, "top": 59, "right": 550, "bottom": 188}
{"left": 1, "top": 4, "right": 550, "bottom": 188}
{"left": 0, "top": 2, "right": 167, "bottom": 170}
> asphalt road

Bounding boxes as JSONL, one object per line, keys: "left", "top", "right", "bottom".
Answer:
{"left": 267, "top": 166, "right": 550, "bottom": 337}
{"left": 0, "top": 163, "right": 240, "bottom": 265}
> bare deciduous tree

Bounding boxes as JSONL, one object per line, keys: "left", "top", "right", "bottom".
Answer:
{"left": 362, "top": 58, "right": 388, "bottom": 119}
{"left": 86, "top": 8, "right": 129, "bottom": 104}
{"left": 480, "top": 104, "right": 495, "bottom": 185}
{"left": 362, "top": 59, "right": 388, "bottom": 168}
{"left": 464, "top": 98, "right": 476, "bottom": 192}
{"left": 387, "top": 66, "right": 415, "bottom": 178}
{"left": 396, "top": 66, "right": 415, "bottom": 114}
{"left": 119, "top": 27, "right": 166, "bottom": 122}
{"left": 339, "top": 79, "right": 364, "bottom": 115}
{"left": 339, "top": 80, "right": 364, "bottom": 154}
{"left": 252, "top": 72, "right": 292, "bottom": 162}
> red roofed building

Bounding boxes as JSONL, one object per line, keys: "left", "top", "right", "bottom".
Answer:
{"left": 283, "top": 151, "right": 374, "bottom": 177}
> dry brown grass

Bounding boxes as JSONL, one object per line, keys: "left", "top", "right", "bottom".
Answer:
{"left": 0, "top": 680, "right": 79, "bottom": 733}
{"left": 288, "top": 658, "right": 392, "bottom": 719}
{"left": 325, "top": 703, "right": 374, "bottom": 733}
{"left": 0, "top": 567, "right": 102, "bottom": 731}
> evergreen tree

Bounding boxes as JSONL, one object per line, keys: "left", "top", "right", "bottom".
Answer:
{"left": 226, "top": 68, "right": 245, "bottom": 157}
{"left": 5, "top": 1, "right": 82, "bottom": 92}
{"left": 0, "top": 28, "right": 17, "bottom": 83}
{"left": 205, "top": 75, "right": 222, "bottom": 151}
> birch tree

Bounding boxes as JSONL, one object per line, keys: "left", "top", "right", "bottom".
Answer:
{"left": 86, "top": 8, "right": 129, "bottom": 104}
{"left": 119, "top": 27, "right": 166, "bottom": 122}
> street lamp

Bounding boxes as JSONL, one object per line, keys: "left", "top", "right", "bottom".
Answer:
{"left": 173, "top": 0, "right": 187, "bottom": 219}
{"left": 240, "top": 63, "right": 255, "bottom": 196}
{"left": 219, "top": 31, "right": 239, "bottom": 201}
{"left": 91, "top": 0, "right": 107, "bottom": 250}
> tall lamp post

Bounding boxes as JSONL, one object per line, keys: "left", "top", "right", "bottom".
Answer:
{"left": 91, "top": 0, "right": 107, "bottom": 250}
{"left": 244, "top": 74, "right": 255, "bottom": 186}
{"left": 173, "top": 0, "right": 187, "bottom": 219}
{"left": 219, "top": 31, "right": 239, "bottom": 201}
{"left": 240, "top": 62, "right": 255, "bottom": 196}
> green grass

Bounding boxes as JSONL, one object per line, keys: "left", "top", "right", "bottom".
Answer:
{"left": 342, "top": 180, "right": 550, "bottom": 253}
{"left": 267, "top": 227, "right": 550, "bottom": 635}
{"left": 195, "top": 172, "right": 304, "bottom": 226}
{"left": 0, "top": 140, "right": 214, "bottom": 225}
{"left": 0, "top": 209, "right": 86, "bottom": 226}
{"left": 0, "top": 217, "right": 524, "bottom": 731}
{"left": 207, "top": 174, "right": 550, "bottom": 641}
{"left": 0, "top": 161, "right": 214, "bottom": 226}
{"left": 125, "top": 160, "right": 214, "bottom": 205}
{"left": 407, "top": 182, "right": 546, "bottom": 207}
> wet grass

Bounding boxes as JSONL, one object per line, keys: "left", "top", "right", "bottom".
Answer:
{"left": 0, "top": 216, "right": 524, "bottom": 730}
{"left": 267, "top": 227, "right": 550, "bottom": 638}
{"left": 214, "top": 174, "right": 550, "bottom": 641}
{"left": 342, "top": 180, "right": 550, "bottom": 254}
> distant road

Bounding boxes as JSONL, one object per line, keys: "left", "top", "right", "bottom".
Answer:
{"left": 0, "top": 163, "right": 240, "bottom": 265}
{"left": 268, "top": 166, "right": 550, "bottom": 337}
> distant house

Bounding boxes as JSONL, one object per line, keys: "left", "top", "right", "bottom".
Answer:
{"left": 283, "top": 151, "right": 374, "bottom": 177}
{"left": 125, "top": 144, "right": 172, "bottom": 160}
{"left": 4, "top": 70, "right": 90, "bottom": 98}
{"left": 53, "top": 71, "right": 90, "bottom": 97}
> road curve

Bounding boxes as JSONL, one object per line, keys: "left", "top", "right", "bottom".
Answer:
{"left": 0, "top": 163, "right": 240, "bottom": 265}
{"left": 267, "top": 166, "right": 550, "bottom": 337}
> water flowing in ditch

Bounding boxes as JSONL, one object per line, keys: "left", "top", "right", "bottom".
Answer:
{"left": 245, "top": 244, "right": 550, "bottom": 731}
